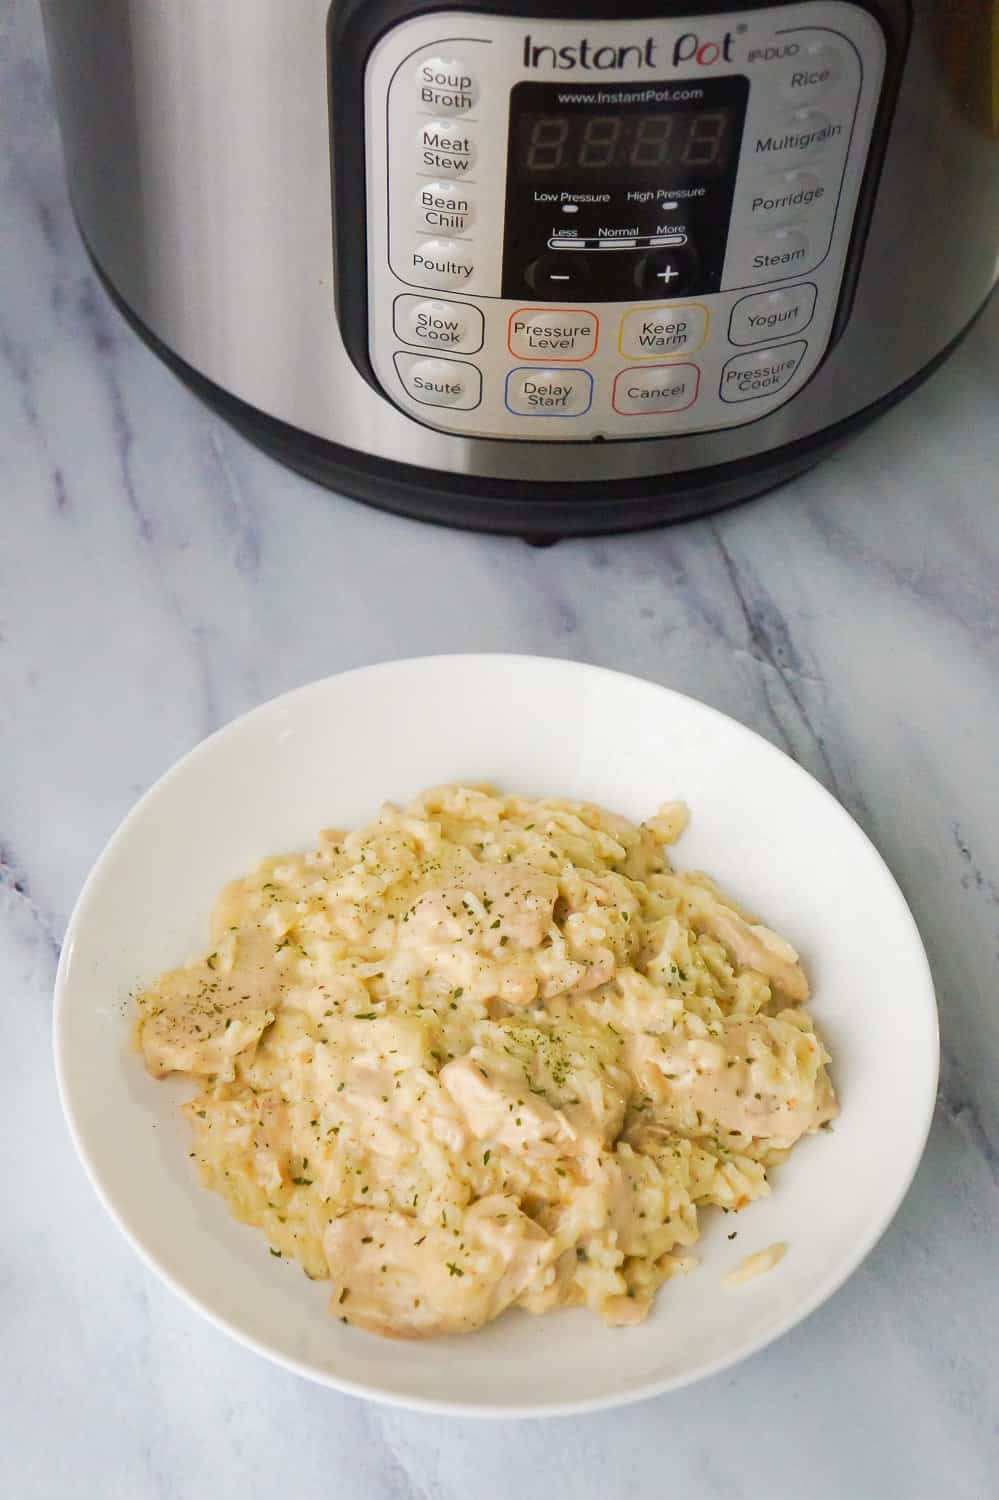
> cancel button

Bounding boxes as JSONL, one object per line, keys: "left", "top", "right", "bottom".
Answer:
{"left": 612, "top": 363, "right": 700, "bottom": 415}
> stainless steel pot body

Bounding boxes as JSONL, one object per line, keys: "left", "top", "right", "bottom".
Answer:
{"left": 40, "top": 0, "right": 999, "bottom": 489}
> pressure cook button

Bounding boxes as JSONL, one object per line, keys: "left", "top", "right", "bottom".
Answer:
{"left": 611, "top": 364, "right": 700, "bottom": 416}
{"left": 750, "top": 226, "right": 810, "bottom": 276}
{"left": 394, "top": 295, "right": 484, "bottom": 354}
{"left": 411, "top": 238, "right": 474, "bottom": 289}
{"left": 416, "top": 58, "right": 478, "bottom": 113}
{"left": 719, "top": 341, "right": 807, "bottom": 402}
{"left": 415, "top": 182, "right": 475, "bottom": 234}
{"left": 633, "top": 243, "right": 699, "bottom": 296}
{"left": 780, "top": 42, "right": 843, "bottom": 103}
{"left": 504, "top": 367, "right": 593, "bottom": 417}
{"left": 728, "top": 284, "right": 817, "bottom": 345}
{"left": 508, "top": 308, "right": 598, "bottom": 361}
{"left": 524, "top": 252, "right": 592, "bottom": 297}
{"left": 394, "top": 352, "right": 481, "bottom": 409}
{"left": 417, "top": 120, "right": 476, "bottom": 175}
{"left": 618, "top": 303, "right": 707, "bottom": 358}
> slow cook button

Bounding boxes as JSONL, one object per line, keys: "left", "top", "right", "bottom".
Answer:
{"left": 729, "top": 284, "right": 817, "bottom": 345}
{"left": 417, "top": 121, "right": 476, "bottom": 175}
{"left": 415, "top": 58, "right": 478, "bottom": 112}
{"left": 612, "top": 364, "right": 700, "bottom": 416}
{"left": 504, "top": 367, "right": 593, "bottom": 417}
{"left": 394, "top": 352, "right": 481, "bottom": 409}
{"left": 416, "top": 182, "right": 475, "bottom": 234}
{"left": 411, "top": 238, "right": 474, "bottom": 288}
{"left": 507, "top": 308, "right": 598, "bottom": 361}
{"left": 618, "top": 303, "right": 708, "bottom": 358}
{"left": 393, "top": 295, "right": 484, "bottom": 354}
{"left": 719, "top": 341, "right": 808, "bottom": 402}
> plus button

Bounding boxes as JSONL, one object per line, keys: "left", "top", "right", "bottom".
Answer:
{"left": 635, "top": 244, "right": 699, "bottom": 296}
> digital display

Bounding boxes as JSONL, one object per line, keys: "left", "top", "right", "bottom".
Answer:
{"left": 514, "top": 108, "right": 737, "bottom": 182}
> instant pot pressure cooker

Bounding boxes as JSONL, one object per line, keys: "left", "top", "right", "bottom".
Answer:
{"left": 41, "top": 2, "right": 999, "bottom": 535}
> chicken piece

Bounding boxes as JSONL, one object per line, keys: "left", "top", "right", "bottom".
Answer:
{"left": 400, "top": 864, "right": 558, "bottom": 954}
{"left": 440, "top": 1051, "right": 574, "bottom": 1154}
{"left": 628, "top": 1014, "right": 837, "bottom": 1149}
{"left": 692, "top": 904, "right": 809, "bottom": 1002}
{"left": 323, "top": 1195, "right": 556, "bottom": 1337}
{"left": 137, "top": 950, "right": 280, "bottom": 1079}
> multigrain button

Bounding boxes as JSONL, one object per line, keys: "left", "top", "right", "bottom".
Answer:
{"left": 394, "top": 352, "right": 481, "bottom": 409}
{"left": 719, "top": 341, "right": 807, "bottom": 402}
{"left": 394, "top": 296, "right": 484, "bottom": 354}
{"left": 418, "top": 120, "right": 476, "bottom": 175}
{"left": 415, "top": 182, "right": 475, "bottom": 234}
{"left": 612, "top": 364, "right": 700, "bottom": 415}
{"left": 411, "top": 238, "right": 474, "bottom": 289}
{"left": 504, "top": 367, "right": 593, "bottom": 417}
{"left": 751, "top": 226, "right": 810, "bottom": 276}
{"left": 618, "top": 303, "right": 707, "bottom": 359}
{"left": 729, "top": 285, "right": 816, "bottom": 345}
{"left": 415, "top": 58, "right": 478, "bottom": 112}
{"left": 507, "top": 308, "right": 598, "bottom": 361}
{"left": 751, "top": 111, "right": 842, "bottom": 169}
{"left": 780, "top": 43, "right": 843, "bottom": 103}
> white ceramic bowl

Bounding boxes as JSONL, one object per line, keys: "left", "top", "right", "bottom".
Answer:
{"left": 55, "top": 655, "right": 938, "bottom": 1417}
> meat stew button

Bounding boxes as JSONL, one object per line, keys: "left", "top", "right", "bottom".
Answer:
{"left": 394, "top": 352, "right": 481, "bottom": 409}
{"left": 719, "top": 341, "right": 807, "bottom": 401}
{"left": 612, "top": 364, "right": 700, "bottom": 415}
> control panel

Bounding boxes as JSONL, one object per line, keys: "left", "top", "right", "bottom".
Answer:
{"left": 362, "top": 4, "right": 886, "bottom": 440}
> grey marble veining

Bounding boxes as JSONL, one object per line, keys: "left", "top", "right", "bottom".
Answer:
{"left": 3, "top": 1, "right": 998, "bottom": 1495}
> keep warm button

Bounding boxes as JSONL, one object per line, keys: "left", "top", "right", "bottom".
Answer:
{"left": 720, "top": 341, "right": 808, "bottom": 402}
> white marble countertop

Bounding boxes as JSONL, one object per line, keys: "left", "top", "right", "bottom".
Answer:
{"left": 3, "top": 2, "right": 998, "bottom": 1494}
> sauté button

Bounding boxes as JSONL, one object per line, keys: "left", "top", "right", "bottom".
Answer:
{"left": 524, "top": 252, "right": 592, "bottom": 297}
{"left": 633, "top": 243, "right": 700, "bottom": 297}
{"left": 394, "top": 295, "right": 484, "bottom": 354}
{"left": 780, "top": 42, "right": 843, "bottom": 103}
{"left": 415, "top": 58, "right": 478, "bottom": 112}
{"left": 750, "top": 226, "right": 811, "bottom": 275}
{"left": 415, "top": 182, "right": 475, "bottom": 234}
{"left": 417, "top": 120, "right": 476, "bottom": 175}
{"left": 612, "top": 364, "right": 700, "bottom": 415}
{"left": 411, "top": 238, "right": 474, "bottom": 288}
{"left": 618, "top": 303, "right": 707, "bottom": 359}
{"left": 719, "top": 341, "right": 807, "bottom": 401}
{"left": 508, "top": 308, "right": 598, "bottom": 361}
{"left": 728, "top": 284, "right": 816, "bottom": 345}
{"left": 504, "top": 367, "right": 593, "bottom": 416}
{"left": 394, "top": 352, "right": 481, "bottom": 409}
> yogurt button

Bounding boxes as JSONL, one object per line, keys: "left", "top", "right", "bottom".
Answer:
{"left": 416, "top": 58, "right": 478, "bottom": 112}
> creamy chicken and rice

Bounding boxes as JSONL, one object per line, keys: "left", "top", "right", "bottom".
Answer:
{"left": 135, "top": 785, "right": 836, "bottom": 1338}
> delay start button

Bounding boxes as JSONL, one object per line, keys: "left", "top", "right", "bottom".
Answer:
{"left": 719, "top": 341, "right": 808, "bottom": 402}
{"left": 394, "top": 352, "right": 481, "bottom": 410}
{"left": 612, "top": 364, "right": 700, "bottom": 415}
{"left": 504, "top": 367, "right": 593, "bottom": 416}
{"left": 508, "top": 308, "right": 598, "bottom": 361}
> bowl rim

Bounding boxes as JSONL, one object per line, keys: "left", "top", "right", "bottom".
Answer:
{"left": 53, "top": 653, "right": 940, "bottom": 1418}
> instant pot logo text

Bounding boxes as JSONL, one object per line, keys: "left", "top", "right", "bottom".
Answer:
{"left": 521, "top": 32, "right": 736, "bottom": 71}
